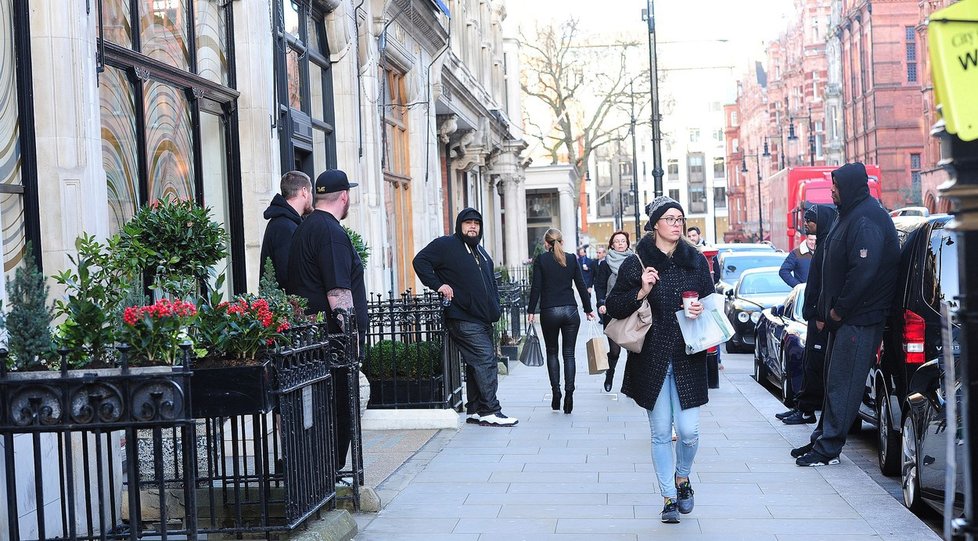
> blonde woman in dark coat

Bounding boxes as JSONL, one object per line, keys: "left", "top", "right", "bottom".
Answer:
{"left": 605, "top": 197, "right": 714, "bottom": 524}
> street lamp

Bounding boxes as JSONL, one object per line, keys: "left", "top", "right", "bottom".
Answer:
{"left": 787, "top": 107, "right": 817, "bottom": 166}
{"left": 641, "top": 1, "right": 663, "bottom": 199}
{"left": 741, "top": 145, "right": 771, "bottom": 241}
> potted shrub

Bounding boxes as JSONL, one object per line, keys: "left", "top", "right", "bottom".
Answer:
{"left": 0, "top": 242, "right": 56, "bottom": 371}
{"left": 363, "top": 339, "right": 444, "bottom": 408}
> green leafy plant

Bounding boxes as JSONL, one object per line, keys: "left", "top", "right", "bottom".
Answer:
{"left": 259, "top": 258, "right": 308, "bottom": 327}
{"left": 342, "top": 225, "right": 369, "bottom": 268}
{"left": 119, "top": 298, "right": 197, "bottom": 365}
{"left": 114, "top": 197, "right": 228, "bottom": 299}
{"left": 0, "top": 242, "right": 56, "bottom": 370}
{"left": 194, "top": 294, "right": 289, "bottom": 361}
{"left": 363, "top": 339, "right": 441, "bottom": 379}
{"left": 53, "top": 234, "right": 128, "bottom": 368}
{"left": 362, "top": 340, "right": 404, "bottom": 379}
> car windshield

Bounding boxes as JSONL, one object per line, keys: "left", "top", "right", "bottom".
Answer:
{"left": 738, "top": 273, "right": 793, "bottom": 295}
{"left": 793, "top": 288, "right": 806, "bottom": 321}
{"left": 722, "top": 255, "right": 787, "bottom": 282}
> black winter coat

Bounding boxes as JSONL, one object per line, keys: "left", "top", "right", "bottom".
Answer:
{"left": 259, "top": 194, "right": 303, "bottom": 289}
{"left": 802, "top": 204, "right": 837, "bottom": 322}
{"left": 605, "top": 235, "right": 715, "bottom": 411}
{"left": 817, "top": 163, "right": 900, "bottom": 327}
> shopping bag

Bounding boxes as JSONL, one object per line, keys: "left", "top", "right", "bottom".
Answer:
{"left": 519, "top": 324, "right": 545, "bottom": 367}
{"left": 603, "top": 253, "right": 653, "bottom": 353}
{"left": 675, "top": 293, "right": 736, "bottom": 355}
{"left": 586, "top": 322, "right": 609, "bottom": 374}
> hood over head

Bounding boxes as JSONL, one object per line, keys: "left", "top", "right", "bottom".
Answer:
{"left": 454, "top": 207, "right": 484, "bottom": 247}
{"left": 831, "top": 163, "right": 870, "bottom": 214}
{"left": 807, "top": 203, "right": 838, "bottom": 243}
{"left": 263, "top": 193, "right": 302, "bottom": 224}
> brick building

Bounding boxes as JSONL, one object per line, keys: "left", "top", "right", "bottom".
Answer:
{"left": 916, "top": 0, "right": 955, "bottom": 213}
{"left": 838, "top": 0, "right": 925, "bottom": 209}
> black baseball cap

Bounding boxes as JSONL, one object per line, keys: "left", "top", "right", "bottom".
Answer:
{"left": 315, "top": 169, "right": 359, "bottom": 194}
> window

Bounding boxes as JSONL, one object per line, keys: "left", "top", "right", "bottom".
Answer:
{"left": 619, "top": 162, "right": 632, "bottom": 177}
{"left": 382, "top": 67, "right": 415, "bottom": 292}
{"left": 730, "top": 112, "right": 738, "bottom": 125}
{"left": 688, "top": 128, "right": 700, "bottom": 143}
{"left": 0, "top": 2, "right": 40, "bottom": 283}
{"left": 713, "top": 157, "right": 725, "bottom": 178}
{"left": 906, "top": 26, "right": 917, "bottom": 83}
{"left": 688, "top": 187, "right": 707, "bottom": 213}
{"left": 97, "top": 0, "right": 244, "bottom": 292}
{"left": 714, "top": 187, "right": 727, "bottom": 208}
{"left": 667, "top": 159, "right": 679, "bottom": 179}
{"left": 713, "top": 129, "right": 724, "bottom": 142}
{"left": 687, "top": 153, "right": 705, "bottom": 182}
{"left": 668, "top": 189, "right": 680, "bottom": 201}
{"left": 911, "top": 153, "right": 922, "bottom": 204}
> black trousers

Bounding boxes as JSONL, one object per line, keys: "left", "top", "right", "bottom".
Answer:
{"left": 540, "top": 305, "right": 581, "bottom": 392}
{"left": 794, "top": 320, "right": 828, "bottom": 413}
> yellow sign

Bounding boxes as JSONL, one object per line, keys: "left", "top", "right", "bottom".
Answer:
{"left": 928, "top": 1, "right": 978, "bottom": 141}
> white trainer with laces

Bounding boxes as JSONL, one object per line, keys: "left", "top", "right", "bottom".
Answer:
{"left": 478, "top": 413, "right": 518, "bottom": 427}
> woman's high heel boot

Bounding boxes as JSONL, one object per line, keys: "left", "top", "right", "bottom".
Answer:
{"left": 551, "top": 388, "right": 561, "bottom": 411}
{"left": 563, "top": 391, "right": 574, "bottom": 414}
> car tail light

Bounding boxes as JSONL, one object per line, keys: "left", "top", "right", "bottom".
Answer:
{"left": 902, "top": 310, "right": 926, "bottom": 365}
{"left": 707, "top": 346, "right": 718, "bottom": 353}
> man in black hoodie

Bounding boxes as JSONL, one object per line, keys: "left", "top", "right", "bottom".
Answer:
{"left": 259, "top": 171, "right": 313, "bottom": 288}
{"left": 779, "top": 204, "right": 836, "bottom": 425}
{"left": 794, "top": 163, "right": 899, "bottom": 467}
{"left": 413, "top": 208, "right": 517, "bottom": 427}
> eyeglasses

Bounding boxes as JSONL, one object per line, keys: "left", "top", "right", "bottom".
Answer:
{"left": 658, "top": 216, "right": 686, "bottom": 226}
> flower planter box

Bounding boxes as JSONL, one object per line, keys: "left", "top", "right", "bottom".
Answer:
{"left": 190, "top": 359, "right": 274, "bottom": 418}
{"left": 367, "top": 375, "right": 445, "bottom": 409}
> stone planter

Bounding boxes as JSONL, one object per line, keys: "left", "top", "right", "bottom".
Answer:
{"left": 367, "top": 375, "right": 445, "bottom": 409}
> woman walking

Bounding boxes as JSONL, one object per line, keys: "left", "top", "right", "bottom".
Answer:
{"left": 594, "top": 230, "right": 633, "bottom": 392}
{"left": 605, "top": 197, "right": 714, "bottom": 524}
{"left": 527, "top": 228, "right": 595, "bottom": 414}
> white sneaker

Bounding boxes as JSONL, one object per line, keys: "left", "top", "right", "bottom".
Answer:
{"left": 465, "top": 413, "right": 480, "bottom": 424}
{"left": 478, "top": 413, "right": 518, "bottom": 427}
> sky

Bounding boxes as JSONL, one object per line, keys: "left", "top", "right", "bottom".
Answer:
{"left": 506, "top": 0, "right": 796, "bottom": 75}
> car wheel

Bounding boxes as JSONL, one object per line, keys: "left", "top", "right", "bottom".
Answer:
{"left": 877, "top": 395, "right": 900, "bottom": 476}
{"left": 780, "top": 352, "right": 793, "bottom": 407}
{"left": 901, "top": 415, "right": 924, "bottom": 512}
{"left": 753, "top": 355, "right": 766, "bottom": 385}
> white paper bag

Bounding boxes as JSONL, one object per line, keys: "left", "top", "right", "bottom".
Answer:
{"left": 675, "top": 293, "right": 736, "bottom": 354}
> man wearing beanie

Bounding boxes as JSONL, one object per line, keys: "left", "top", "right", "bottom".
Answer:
{"left": 413, "top": 208, "right": 517, "bottom": 427}
{"left": 793, "top": 164, "right": 898, "bottom": 466}
{"left": 778, "top": 204, "right": 837, "bottom": 425}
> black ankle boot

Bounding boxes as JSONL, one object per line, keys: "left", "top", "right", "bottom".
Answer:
{"left": 563, "top": 392, "right": 573, "bottom": 414}
{"left": 604, "top": 371, "right": 614, "bottom": 392}
{"left": 551, "top": 388, "right": 561, "bottom": 411}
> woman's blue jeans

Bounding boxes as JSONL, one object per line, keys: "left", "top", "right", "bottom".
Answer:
{"left": 647, "top": 363, "right": 700, "bottom": 499}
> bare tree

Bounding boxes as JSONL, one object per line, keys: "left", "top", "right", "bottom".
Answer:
{"left": 519, "top": 19, "right": 650, "bottom": 198}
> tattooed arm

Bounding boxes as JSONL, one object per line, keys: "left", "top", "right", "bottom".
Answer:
{"left": 328, "top": 288, "right": 354, "bottom": 327}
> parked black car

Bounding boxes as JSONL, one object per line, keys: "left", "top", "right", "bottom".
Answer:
{"left": 723, "top": 267, "right": 793, "bottom": 353}
{"left": 753, "top": 284, "right": 807, "bottom": 405}
{"left": 847, "top": 214, "right": 963, "bottom": 518}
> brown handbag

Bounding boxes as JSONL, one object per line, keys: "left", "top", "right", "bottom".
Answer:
{"left": 604, "top": 254, "right": 653, "bottom": 354}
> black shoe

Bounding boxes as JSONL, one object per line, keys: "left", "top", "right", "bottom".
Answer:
{"left": 676, "top": 479, "right": 694, "bottom": 514}
{"left": 660, "top": 498, "right": 680, "bottom": 523}
{"left": 563, "top": 393, "right": 573, "bottom": 414}
{"left": 782, "top": 410, "right": 816, "bottom": 425}
{"left": 465, "top": 413, "right": 480, "bottom": 424}
{"left": 776, "top": 408, "right": 798, "bottom": 420}
{"left": 551, "top": 389, "right": 561, "bottom": 411}
{"left": 795, "top": 450, "right": 840, "bottom": 467}
{"left": 604, "top": 371, "right": 614, "bottom": 392}
{"left": 790, "top": 442, "right": 814, "bottom": 458}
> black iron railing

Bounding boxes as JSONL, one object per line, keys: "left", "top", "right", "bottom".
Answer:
{"left": 362, "top": 291, "right": 463, "bottom": 410}
{"left": 0, "top": 321, "right": 363, "bottom": 540}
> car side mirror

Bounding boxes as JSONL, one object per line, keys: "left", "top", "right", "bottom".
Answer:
{"left": 725, "top": 290, "right": 734, "bottom": 299}
{"left": 772, "top": 305, "right": 784, "bottom": 317}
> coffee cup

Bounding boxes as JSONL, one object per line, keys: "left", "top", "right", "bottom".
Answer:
{"left": 682, "top": 291, "right": 699, "bottom": 318}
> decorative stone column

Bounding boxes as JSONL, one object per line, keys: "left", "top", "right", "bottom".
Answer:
{"left": 558, "top": 187, "right": 576, "bottom": 241}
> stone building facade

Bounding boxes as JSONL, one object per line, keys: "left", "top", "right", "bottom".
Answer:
{"left": 1, "top": 0, "right": 524, "bottom": 306}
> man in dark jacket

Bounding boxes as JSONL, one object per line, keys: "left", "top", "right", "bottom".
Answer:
{"left": 778, "top": 204, "right": 836, "bottom": 425}
{"left": 576, "top": 247, "right": 595, "bottom": 290}
{"left": 413, "top": 208, "right": 517, "bottom": 427}
{"left": 259, "top": 171, "right": 313, "bottom": 288}
{"left": 794, "top": 163, "right": 899, "bottom": 466}
{"left": 778, "top": 234, "right": 815, "bottom": 287}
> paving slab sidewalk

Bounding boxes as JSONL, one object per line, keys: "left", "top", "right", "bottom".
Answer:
{"left": 353, "top": 337, "right": 940, "bottom": 541}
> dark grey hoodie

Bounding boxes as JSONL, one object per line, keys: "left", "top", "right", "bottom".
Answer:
{"left": 816, "top": 163, "right": 900, "bottom": 327}
{"left": 413, "top": 208, "right": 501, "bottom": 323}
